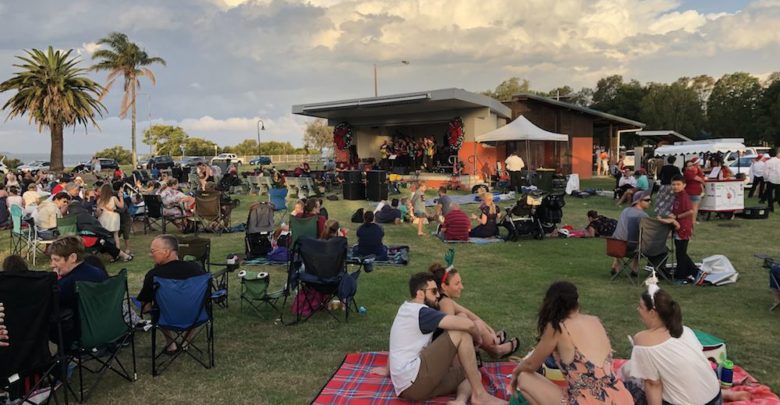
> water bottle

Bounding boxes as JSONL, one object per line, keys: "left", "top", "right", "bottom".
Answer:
{"left": 358, "top": 306, "right": 367, "bottom": 315}
{"left": 719, "top": 359, "right": 734, "bottom": 387}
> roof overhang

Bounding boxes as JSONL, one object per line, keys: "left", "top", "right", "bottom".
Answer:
{"left": 654, "top": 138, "right": 746, "bottom": 156}
{"left": 292, "top": 88, "right": 512, "bottom": 127}
{"left": 636, "top": 130, "right": 692, "bottom": 144}
{"left": 511, "top": 93, "right": 645, "bottom": 128}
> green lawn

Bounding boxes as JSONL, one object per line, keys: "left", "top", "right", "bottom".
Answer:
{"left": 1, "top": 178, "right": 778, "bottom": 404}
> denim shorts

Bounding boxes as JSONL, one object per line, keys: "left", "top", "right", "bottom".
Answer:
{"left": 689, "top": 195, "right": 702, "bottom": 203}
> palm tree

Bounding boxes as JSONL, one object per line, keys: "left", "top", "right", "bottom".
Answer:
{"left": 91, "top": 32, "right": 166, "bottom": 167}
{"left": 0, "top": 47, "right": 105, "bottom": 172}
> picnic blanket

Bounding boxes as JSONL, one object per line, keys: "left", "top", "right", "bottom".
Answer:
{"left": 348, "top": 245, "right": 410, "bottom": 266}
{"left": 314, "top": 353, "right": 779, "bottom": 405}
{"left": 424, "top": 191, "right": 515, "bottom": 207}
{"left": 442, "top": 237, "right": 504, "bottom": 244}
{"left": 243, "top": 257, "right": 288, "bottom": 266}
{"left": 312, "top": 352, "right": 513, "bottom": 404}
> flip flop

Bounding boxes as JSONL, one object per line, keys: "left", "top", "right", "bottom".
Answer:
{"left": 495, "top": 330, "right": 507, "bottom": 345}
{"left": 500, "top": 337, "right": 520, "bottom": 359}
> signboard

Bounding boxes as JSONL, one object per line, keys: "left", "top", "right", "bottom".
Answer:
{"left": 700, "top": 180, "right": 744, "bottom": 212}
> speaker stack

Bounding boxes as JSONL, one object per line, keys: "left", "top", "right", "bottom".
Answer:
{"left": 366, "top": 170, "right": 388, "bottom": 201}
{"left": 342, "top": 170, "right": 365, "bottom": 200}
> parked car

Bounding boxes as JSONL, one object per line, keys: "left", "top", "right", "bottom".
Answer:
{"left": 211, "top": 153, "right": 243, "bottom": 165}
{"left": 97, "top": 158, "right": 119, "bottom": 170}
{"left": 145, "top": 155, "right": 175, "bottom": 170}
{"left": 71, "top": 161, "right": 92, "bottom": 173}
{"left": 18, "top": 160, "right": 50, "bottom": 172}
{"left": 726, "top": 154, "right": 756, "bottom": 187}
{"left": 177, "top": 156, "right": 208, "bottom": 169}
{"left": 249, "top": 156, "right": 272, "bottom": 166}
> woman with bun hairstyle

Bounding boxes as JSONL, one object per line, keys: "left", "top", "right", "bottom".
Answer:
{"left": 429, "top": 262, "right": 519, "bottom": 358}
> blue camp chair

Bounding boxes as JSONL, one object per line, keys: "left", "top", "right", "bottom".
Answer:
{"left": 151, "top": 273, "right": 214, "bottom": 376}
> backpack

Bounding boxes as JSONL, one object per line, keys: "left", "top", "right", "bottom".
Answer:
{"left": 245, "top": 232, "right": 272, "bottom": 259}
{"left": 351, "top": 208, "right": 364, "bottom": 223}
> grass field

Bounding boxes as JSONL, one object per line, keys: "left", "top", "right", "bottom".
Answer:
{"left": 1, "top": 177, "right": 778, "bottom": 404}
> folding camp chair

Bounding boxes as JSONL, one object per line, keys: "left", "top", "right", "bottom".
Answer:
{"left": 238, "top": 271, "right": 284, "bottom": 319}
{"left": 0, "top": 271, "right": 67, "bottom": 405}
{"left": 151, "top": 273, "right": 215, "bottom": 376}
{"left": 606, "top": 238, "right": 638, "bottom": 286}
{"left": 56, "top": 214, "right": 79, "bottom": 236}
{"left": 177, "top": 236, "right": 235, "bottom": 309}
{"left": 187, "top": 193, "right": 227, "bottom": 234}
{"left": 268, "top": 187, "right": 288, "bottom": 225}
{"left": 8, "top": 204, "right": 32, "bottom": 258}
{"left": 68, "top": 269, "right": 137, "bottom": 402}
{"left": 289, "top": 215, "right": 318, "bottom": 248}
{"left": 141, "top": 194, "right": 170, "bottom": 234}
{"left": 638, "top": 217, "right": 676, "bottom": 282}
{"left": 287, "top": 237, "right": 361, "bottom": 324}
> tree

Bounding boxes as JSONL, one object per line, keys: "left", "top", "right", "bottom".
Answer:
{"left": 482, "top": 77, "right": 530, "bottom": 101}
{"left": 95, "top": 145, "right": 132, "bottom": 164}
{"left": 640, "top": 82, "right": 704, "bottom": 138}
{"left": 304, "top": 119, "right": 334, "bottom": 152}
{"left": 680, "top": 75, "right": 715, "bottom": 114}
{"left": 590, "top": 75, "right": 645, "bottom": 120}
{"left": 184, "top": 137, "right": 218, "bottom": 156}
{"left": 545, "top": 86, "right": 593, "bottom": 107}
{"left": 756, "top": 79, "right": 780, "bottom": 145}
{"left": 91, "top": 32, "right": 166, "bottom": 168}
{"left": 0, "top": 47, "right": 105, "bottom": 172}
{"left": 707, "top": 72, "right": 762, "bottom": 142}
{"left": 142, "top": 124, "right": 188, "bottom": 156}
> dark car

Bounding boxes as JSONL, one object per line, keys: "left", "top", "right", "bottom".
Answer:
{"left": 97, "top": 158, "right": 119, "bottom": 170}
{"left": 249, "top": 156, "right": 272, "bottom": 166}
{"left": 146, "top": 155, "right": 175, "bottom": 170}
{"left": 177, "top": 156, "right": 208, "bottom": 168}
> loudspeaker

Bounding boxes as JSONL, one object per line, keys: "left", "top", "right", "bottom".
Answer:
{"left": 344, "top": 170, "right": 363, "bottom": 184}
{"left": 367, "top": 184, "right": 388, "bottom": 201}
{"left": 343, "top": 183, "right": 365, "bottom": 200}
{"left": 366, "top": 170, "right": 387, "bottom": 184}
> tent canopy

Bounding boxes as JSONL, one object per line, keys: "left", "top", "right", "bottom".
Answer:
{"left": 654, "top": 138, "right": 746, "bottom": 156}
{"left": 476, "top": 115, "right": 568, "bottom": 143}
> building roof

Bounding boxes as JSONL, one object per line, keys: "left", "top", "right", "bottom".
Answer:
{"left": 511, "top": 93, "right": 645, "bottom": 128}
{"left": 292, "top": 88, "right": 512, "bottom": 126}
{"left": 636, "top": 130, "right": 691, "bottom": 142}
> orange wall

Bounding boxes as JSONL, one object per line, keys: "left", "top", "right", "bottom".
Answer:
{"left": 459, "top": 141, "right": 497, "bottom": 181}
{"left": 571, "top": 137, "right": 593, "bottom": 180}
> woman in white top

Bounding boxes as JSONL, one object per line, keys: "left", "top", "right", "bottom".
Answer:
{"left": 97, "top": 183, "right": 123, "bottom": 249}
{"left": 6, "top": 186, "right": 24, "bottom": 214}
{"left": 4, "top": 172, "right": 19, "bottom": 188}
{"left": 624, "top": 286, "right": 723, "bottom": 405}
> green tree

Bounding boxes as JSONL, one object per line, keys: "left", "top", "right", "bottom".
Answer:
{"left": 95, "top": 145, "right": 132, "bottom": 164}
{"left": 707, "top": 72, "right": 762, "bottom": 142}
{"left": 258, "top": 141, "right": 298, "bottom": 155}
{"left": 91, "top": 32, "right": 166, "bottom": 168}
{"left": 0, "top": 47, "right": 105, "bottom": 172}
{"left": 482, "top": 77, "right": 530, "bottom": 101}
{"left": 756, "top": 79, "right": 780, "bottom": 145}
{"left": 545, "top": 86, "right": 593, "bottom": 107}
{"left": 230, "top": 139, "right": 259, "bottom": 156}
{"left": 590, "top": 75, "right": 645, "bottom": 120}
{"left": 304, "top": 119, "right": 334, "bottom": 152}
{"left": 142, "top": 124, "right": 188, "bottom": 155}
{"left": 640, "top": 82, "right": 704, "bottom": 138}
{"left": 679, "top": 75, "right": 715, "bottom": 115}
{"left": 184, "top": 137, "right": 218, "bottom": 156}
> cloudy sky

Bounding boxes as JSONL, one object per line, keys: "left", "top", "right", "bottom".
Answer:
{"left": 0, "top": 0, "right": 777, "bottom": 155}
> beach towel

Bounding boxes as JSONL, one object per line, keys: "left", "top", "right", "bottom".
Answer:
{"left": 442, "top": 237, "right": 504, "bottom": 244}
{"left": 312, "top": 352, "right": 513, "bottom": 404}
{"left": 348, "top": 246, "right": 410, "bottom": 266}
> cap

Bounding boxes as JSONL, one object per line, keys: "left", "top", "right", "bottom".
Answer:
{"left": 632, "top": 191, "right": 649, "bottom": 205}
{"left": 689, "top": 156, "right": 700, "bottom": 165}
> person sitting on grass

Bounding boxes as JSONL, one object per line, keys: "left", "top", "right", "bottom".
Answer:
{"left": 611, "top": 191, "right": 651, "bottom": 277}
{"left": 354, "top": 211, "right": 388, "bottom": 260}
{"left": 438, "top": 203, "right": 471, "bottom": 241}
{"left": 389, "top": 272, "right": 507, "bottom": 404}
{"left": 469, "top": 192, "right": 501, "bottom": 238}
{"left": 398, "top": 197, "right": 409, "bottom": 222}
{"left": 375, "top": 198, "right": 402, "bottom": 224}
{"left": 2, "top": 254, "right": 29, "bottom": 272}
{"left": 510, "top": 281, "right": 632, "bottom": 405}
{"left": 622, "top": 285, "right": 750, "bottom": 404}
{"left": 320, "top": 219, "right": 343, "bottom": 240}
{"left": 429, "top": 263, "right": 518, "bottom": 358}
{"left": 582, "top": 210, "right": 617, "bottom": 238}
{"left": 617, "top": 170, "right": 648, "bottom": 205}
{"left": 435, "top": 186, "right": 453, "bottom": 221}
{"left": 137, "top": 235, "right": 206, "bottom": 354}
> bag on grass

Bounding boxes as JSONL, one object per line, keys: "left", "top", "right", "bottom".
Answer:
{"left": 350, "top": 208, "right": 364, "bottom": 223}
{"left": 245, "top": 232, "right": 272, "bottom": 259}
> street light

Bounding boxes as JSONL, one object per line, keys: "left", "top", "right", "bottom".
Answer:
{"left": 256, "top": 119, "right": 265, "bottom": 153}
{"left": 373, "top": 60, "right": 410, "bottom": 97}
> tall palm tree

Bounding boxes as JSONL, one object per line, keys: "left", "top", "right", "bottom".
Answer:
{"left": 91, "top": 32, "right": 166, "bottom": 167}
{"left": 0, "top": 47, "right": 105, "bottom": 172}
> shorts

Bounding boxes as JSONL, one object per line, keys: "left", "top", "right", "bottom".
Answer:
{"left": 689, "top": 195, "right": 701, "bottom": 203}
{"left": 414, "top": 211, "right": 426, "bottom": 218}
{"left": 119, "top": 213, "right": 132, "bottom": 240}
{"left": 400, "top": 331, "right": 465, "bottom": 401}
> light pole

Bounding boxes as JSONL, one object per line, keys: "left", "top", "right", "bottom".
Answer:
{"left": 256, "top": 119, "right": 265, "bottom": 155}
{"left": 374, "top": 60, "right": 410, "bottom": 97}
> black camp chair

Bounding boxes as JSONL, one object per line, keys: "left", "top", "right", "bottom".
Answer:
{"left": 141, "top": 194, "right": 171, "bottom": 234}
{"left": 177, "top": 236, "right": 236, "bottom": 309}
{"left": 67, "top": 269, "right": 136, "bottom": 402}
{"left": 0, "top": 271, "right": 67, "bottom": 405}
{"left": 187, "top": 192, "right": 227, "bottom": 235}
{"left": 286, "top": 237, "right": 361, "bottom": 325}
{"left": 638, "top": 217, "right": 676, "bottom": 282}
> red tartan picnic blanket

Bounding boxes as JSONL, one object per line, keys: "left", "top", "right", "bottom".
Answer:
{"left": 312, "top": 352, "right": 513, "bottom": 404}
{"left": 314, "top": 353, "right": 779, "bottom": 405}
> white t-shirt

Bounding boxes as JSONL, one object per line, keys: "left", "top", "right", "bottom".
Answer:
{"left": 624, "top": 326, "right": 720, "bottom": 404}
{"left": 505, "top": 155, "right": 525, "bottom": 172}
{"left": 765, "top": 157, "right": 780, "bottom": 184}
{"left": 751, "top": 160, "right": 766, "bottom": 178}
{"left": 388, "top": 301, "right": 446, "bottom": 395}
{"left": 618, "top": 176, "right": 637, "bottom": 187}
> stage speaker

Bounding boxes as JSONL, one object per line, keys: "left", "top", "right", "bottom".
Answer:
{"left": 367, "top": 183, "right": 388, "bottom": 201}
{"left": 343, "top": 183, "right": 365, "bottom": 200}
{"left": 344, "top": 170, "right": 363, "bottom": 184}
{"left": 366, "top": 170, "right": 387, "bottom": 184}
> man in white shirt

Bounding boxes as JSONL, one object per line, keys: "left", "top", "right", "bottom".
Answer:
{"left": 764, "top": 149, "right": 780, "bottom": 212}
{"left": 504, "top": 151, "right": 525, "bottom": 193}
{"left": 750, "top": 154, "right": 767, "bottom": 200}
{"left": 388, "top": 272, "right": 506, "bottom": 404}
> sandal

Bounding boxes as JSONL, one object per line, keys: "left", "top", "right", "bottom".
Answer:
{"left": 163, "top": 343, "right": 179, "bottom": 356}
{"left": 495, "top": 330, "right": 507, "bottom": 345}
{"left": 123, "top": 254, "right": 134, "bottom": 263}
{"left": 500, "top": 337, "right": 520, "bottom": 359}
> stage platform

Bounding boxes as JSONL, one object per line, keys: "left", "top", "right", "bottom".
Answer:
{"left": 394, "top": 173, "right": 485, "bottom": 190}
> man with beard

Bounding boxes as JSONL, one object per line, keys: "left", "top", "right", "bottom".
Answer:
{"left": 388, "top": 272, "right": 506, "bottom": 405}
